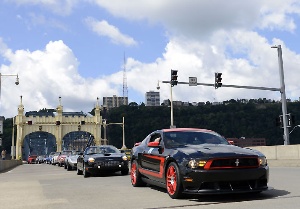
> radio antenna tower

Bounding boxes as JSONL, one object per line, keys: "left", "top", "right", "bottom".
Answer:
{"left": 122, "top": 52, "right": 128, "bottom": 105}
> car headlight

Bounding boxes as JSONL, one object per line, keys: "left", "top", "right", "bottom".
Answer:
{"left": 88, "top": 157, "right": 95, "bottom": 163}
{"left": 122, "top": 155, "right": 128, "bottom": 161}
{"left": 188, "top": 159, "right": 207, "bottom": 169}
{"left": 258, "top": 156, "right": 267, "bottom": 166}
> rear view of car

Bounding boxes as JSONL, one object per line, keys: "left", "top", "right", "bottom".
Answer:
{"left": 27, "top": 155, "right": 37, "bottom": 164}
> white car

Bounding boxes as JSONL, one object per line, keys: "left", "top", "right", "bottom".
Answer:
{"left": 51, "top": 152, "right": 61, "bottom": 165}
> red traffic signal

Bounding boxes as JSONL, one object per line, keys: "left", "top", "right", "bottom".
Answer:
{"left": 56, "top": 121, "right": 61, "bottom": 125}
{"left": 214, "top": 72, "right": 222, "bottom": 89}
{"left": 171, "top": 70, "right": 178, "bottom": 87}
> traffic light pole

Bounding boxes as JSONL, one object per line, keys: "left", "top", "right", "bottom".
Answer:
{"left": 162, "top": 45, "right": 289, "bottom": 144}
{"left": 273, "top": 45, "right": 289, "bottom": 145}
{"left": 163, "top": 81, "right": 280, "bottom": 91}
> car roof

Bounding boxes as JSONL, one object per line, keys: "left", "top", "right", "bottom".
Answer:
{"left": 162, "top": 128, "right": 214, "bottom": 133}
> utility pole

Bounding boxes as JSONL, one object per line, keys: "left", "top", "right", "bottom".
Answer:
{"left": 272, "top": 45, "right": 289, "bottom": 145}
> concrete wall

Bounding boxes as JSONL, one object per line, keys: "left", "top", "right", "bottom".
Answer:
{"left": 250, "top": 144, "right": 300, "bottom": 160}
{"left": 0, "top": 160, "right": 22, "bottom": 173}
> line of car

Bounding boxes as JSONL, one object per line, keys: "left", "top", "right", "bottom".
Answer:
{"left": 28, "top": 128, "right": 270, "bottom": 199}
{"left": 34, "top": 145, "right": 131, "bottom": 178}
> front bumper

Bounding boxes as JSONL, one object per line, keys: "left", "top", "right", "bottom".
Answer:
{"left": 181, "top": 166, "right": 269, "bottom": 194}
{"left": 86, "top": 161, "right": 128, "bottom": 173}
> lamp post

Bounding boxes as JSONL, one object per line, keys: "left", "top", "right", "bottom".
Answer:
{"left": 0, "top": 73, "right": 19, "bottom": 159}
{"left": 157, "top": 80, "right": 176, "bottom": 128}
{"left": 0, "top": 73, "right": 19, "bottom": 111}
{"left": 272, "top": 45, "right": 289, "bottom": 145}
{"left": 103, "top": 117, "right": 126, "bottom": 149}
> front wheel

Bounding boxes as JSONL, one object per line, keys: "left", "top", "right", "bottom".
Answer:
{"left": 83, "top": 164, "right": 90, "bottom": 178}
{"left": 77, "top": 164, "right": 83, "bottom": 175}
{"left": 166, "top": 162, "right": 183, "bottom": 199}
{"left": 131, "top": 160, "right": 146, "bottom": 187}
{"left": 121, "top": 167, "right": 129, "bottom": 175}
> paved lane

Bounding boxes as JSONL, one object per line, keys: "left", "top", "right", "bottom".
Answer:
{"left": 0, "top": 164, "right": 299, "bottom": 209}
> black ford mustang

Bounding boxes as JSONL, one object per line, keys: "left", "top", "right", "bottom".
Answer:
{"left": 77, "top": 145, "right": 129, "bottom": 177}
{"left": 130, "top": 128, "right": 269, "bottom": 199}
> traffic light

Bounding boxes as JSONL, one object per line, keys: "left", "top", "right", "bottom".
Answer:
{"left": 56, "top": 121, "right": 61, "bottom": 125}
{"left": 27, "top": 121, "right": 33, "bottom": 125}
{"left": 214, "top": 72, "right": 222, "bottom": 89}
{"left": 287, "top": 114, "right": 295, "bottom": 127}
{"left": 171, "top": 70, "right": 178, "bottom": 87}
{"left": 275, "top": 115, "right": 283, "bottom": 128}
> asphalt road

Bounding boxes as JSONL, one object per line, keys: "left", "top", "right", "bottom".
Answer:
{"left": 0, "top": 164, "right": 299, "bottom": 209}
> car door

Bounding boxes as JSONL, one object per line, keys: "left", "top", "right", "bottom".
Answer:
{"left": 139, "top": 132, "right": 166, "bottom": 179}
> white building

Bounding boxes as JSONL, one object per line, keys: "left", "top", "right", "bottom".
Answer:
{"left": 145, "top": 91, "right": 160, "bottom": 106}
{"left": 103, "top": 95, "right": 128, "bottom": 109}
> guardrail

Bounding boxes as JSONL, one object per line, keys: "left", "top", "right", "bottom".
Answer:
{"left": 250, "top": 144, "right": 300, "bottom": 160}
{"left": 0, "top": 160, "right": 22, "bottom": 173}
{"left": 249, "top": 144, "right": 300, "bottom": 167}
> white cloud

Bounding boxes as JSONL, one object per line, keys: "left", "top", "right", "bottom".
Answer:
{"left": 0, "top": 40, "right": 120, "bottom": 117}
{"left": 91, "top": 0, "right": 300, "bottom": 38}
{"left": 2, "top": 1, "right": 300, "bottom": 118}
{"left": 84, "top": 17, "right": 137, "bottom": 46}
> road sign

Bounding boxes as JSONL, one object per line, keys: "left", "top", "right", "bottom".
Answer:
{"left": 189, "top": 77, "right": 197, "bottom": 86}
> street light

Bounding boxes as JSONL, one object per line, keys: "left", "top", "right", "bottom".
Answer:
{"left": 0, "top": 73, "right": 19, "bottom": 159}
{"left": 103, "top": 117, "right": 126, "bottom": 149}
{"left": 0, "top": 73, "right": 19, "bottom": 108}
{"left": 157, "top": 80, "right": 176, "bottom": 128}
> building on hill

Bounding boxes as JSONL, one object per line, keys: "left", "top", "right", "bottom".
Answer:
{"left": 103, "top": 95, "right": 128, "bottom": 109}
{"left": 145, "top": 91, "right": 160, "bottom": 106}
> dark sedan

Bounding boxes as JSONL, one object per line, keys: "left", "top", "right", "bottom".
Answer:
{"left": 130, "top": 128, "right": 269, "bottom": 199}
{"left": 77, "top": 145, "right": 129, "bottom": 177}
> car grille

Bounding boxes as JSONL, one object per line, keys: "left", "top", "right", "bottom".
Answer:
{"left": 95, "top": 161, "right": 121, "bottom": 167}
{"left": 207, "top": 157, "right": 259, "bottom": 169}
{"left": 198, "top": 179, "right": 268, "bottom": 192}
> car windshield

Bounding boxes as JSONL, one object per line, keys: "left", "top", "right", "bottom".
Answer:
{"left": 163, "top": 131, "right": 229, "bottom": 148}
{"left": 85, "top": 146, "right": 120, "bottom": 155}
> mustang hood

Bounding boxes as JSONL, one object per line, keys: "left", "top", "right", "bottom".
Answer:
{"left": 176, "top": 144, "right": 262, "bottom": 158}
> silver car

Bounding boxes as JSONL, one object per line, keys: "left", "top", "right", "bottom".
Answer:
{"left": 64, "top": 151, "right": 81, "bottom": 171}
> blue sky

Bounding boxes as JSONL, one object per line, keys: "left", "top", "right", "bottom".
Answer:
{"left": 1, "top": 0, "right": 300, "bottom": 117}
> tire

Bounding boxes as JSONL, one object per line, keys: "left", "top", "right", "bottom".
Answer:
{"left": 67, "top": 164, "right": 72, "bottom": 171}
{"left": 121, "top": 168, "right": 129, "bottom": 175}
{"left": 130, "top": 160, "right": 146, "bottom": 187}
{"left": 77, "top": 166, "right": 83, "bottom": 175}
{"left": 166, "top": 162, "right": 183, "bottom": 199}
{"left": 83, "top": 164, "right": 90, "bottom": 178}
